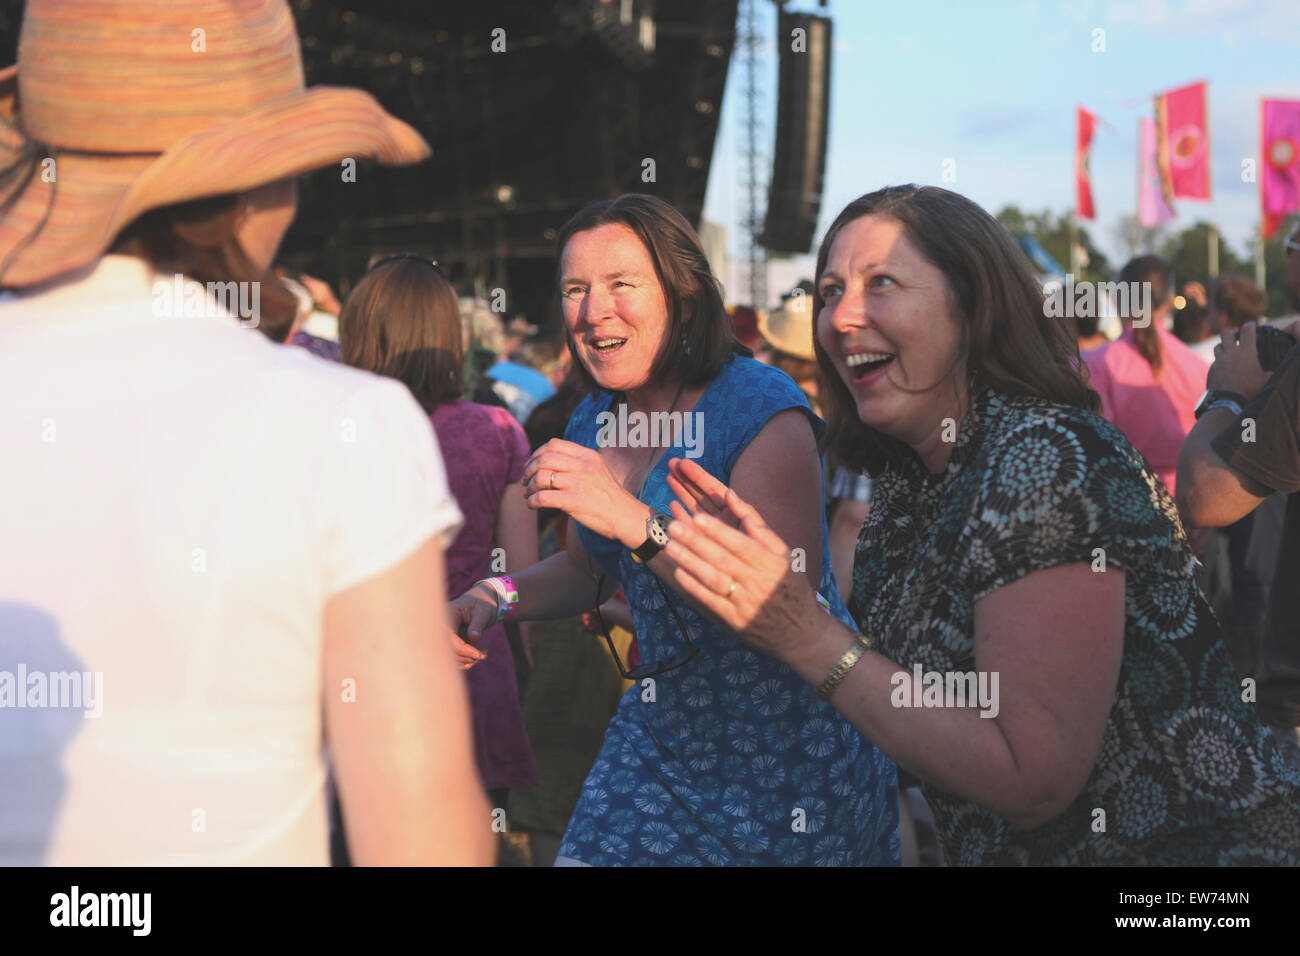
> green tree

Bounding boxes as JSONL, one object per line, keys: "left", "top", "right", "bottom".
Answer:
{"left": 1111, "top": 214, "right": 1171, "bottom": 261}
{"left": 994, "top": 205, "right": 1112, "bottom": 282}
{"left": 1159, "top": 221, "right": 1248, "bottom": 288}
{"left": 1258, "top": 219, "right": 1298, "bottom": 317}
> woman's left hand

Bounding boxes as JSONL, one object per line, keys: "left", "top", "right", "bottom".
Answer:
{"left": 522, "top": 439, "right": 640, "bottom": 543}
{"left": 663, "top": 480, "right": 823, "bottom": 664}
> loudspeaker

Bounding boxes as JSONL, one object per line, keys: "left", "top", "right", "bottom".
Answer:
{"left": 761, "top": 11, "right": 832, "bottom": 255}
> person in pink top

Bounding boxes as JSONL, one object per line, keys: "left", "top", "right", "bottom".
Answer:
{"left": 339, "top": 254, "right": 541, "bottom": 810}
{"left": 1085, "top": 255, "right": 1207, "bottom": 498}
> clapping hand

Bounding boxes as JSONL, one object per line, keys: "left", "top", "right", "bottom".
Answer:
{"left": 662, "top": 458, "right": 822, "bottom": 663}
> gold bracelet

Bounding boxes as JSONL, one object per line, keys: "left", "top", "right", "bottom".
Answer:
{"left": 816, "top": 633, "right": 874, "bottom": 701}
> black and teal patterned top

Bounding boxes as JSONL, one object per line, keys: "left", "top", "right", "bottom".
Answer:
{"left": 847, "top": 388, "right": 1300, "bottom": 865}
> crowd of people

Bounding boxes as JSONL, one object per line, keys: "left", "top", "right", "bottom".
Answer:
{"left": 3, "top": 0, "right": 1300, "bottom": 867}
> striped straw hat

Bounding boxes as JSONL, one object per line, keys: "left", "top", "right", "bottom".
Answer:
{"left": 0, "top": 0, "right": 431, "bottom": 287}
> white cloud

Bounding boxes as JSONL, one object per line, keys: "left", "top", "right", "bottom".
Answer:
{"left": 1106, "top": 0, "right": 1172, "bottom": 29}
{"left": 1107, "top": 0, "right": 1300, "bottom": 38}
{"left": 1059, "top": 0, "right": 1100, "bottom": 23}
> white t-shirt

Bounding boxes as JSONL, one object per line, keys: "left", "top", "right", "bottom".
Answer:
{"left": 0, "top": 256, "right": 463, "bottom": 865}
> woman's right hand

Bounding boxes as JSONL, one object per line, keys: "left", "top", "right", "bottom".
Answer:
{"left": 447, "top": 586, "right": 494, "bottom": 670}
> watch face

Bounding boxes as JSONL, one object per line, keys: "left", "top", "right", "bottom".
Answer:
{"left": 649, "top": 513, "right": 670, "bottom": 545}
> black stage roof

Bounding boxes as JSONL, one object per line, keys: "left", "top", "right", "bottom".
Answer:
{"left": 283, "top": 0, "right": 739, "bottom": 324}
{"left": 0, "top": 0, "right": 737, "bottom": 326}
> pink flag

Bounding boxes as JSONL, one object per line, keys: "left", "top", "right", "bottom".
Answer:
{"left": 1155, "top": 80, "right": 1210, "bottom": 200}
{"left": 1262, "top": 98, "right": 1300, "bottom": 239}
{"left": 1139, "top": 116, "right": 1174, "bottom": 226}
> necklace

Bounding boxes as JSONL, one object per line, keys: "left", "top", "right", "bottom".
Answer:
{"left": 625, "top": 378, "right": 688, "bottom": 499}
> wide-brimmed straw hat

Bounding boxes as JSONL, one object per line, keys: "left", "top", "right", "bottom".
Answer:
{"left": 0, "top": 0, "right": 431, "bottom": 287}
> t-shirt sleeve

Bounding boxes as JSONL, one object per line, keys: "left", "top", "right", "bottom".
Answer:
{"left": 316, "top": 377, "right": 464, "bottom": 597}
{"left": 1210, "top": 347, "right": 1300, "bottom": 494}
{"left": 961, "top": 412, "right": 1187, "bottom": 600}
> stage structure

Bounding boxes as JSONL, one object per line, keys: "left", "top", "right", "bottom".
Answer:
{"left": 282, "top": 0, "right": 738, "bottom": 329}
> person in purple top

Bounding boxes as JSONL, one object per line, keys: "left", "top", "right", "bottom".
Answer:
{"left": 339, "top": 254, "right": 540, "bottom": 801}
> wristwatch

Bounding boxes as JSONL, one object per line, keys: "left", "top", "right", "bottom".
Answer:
{"left": 630, "top": 512, "right": 672, "bottom": 564}
{"left": 1193, "top": 388, "right": 1247, "bottom": 421}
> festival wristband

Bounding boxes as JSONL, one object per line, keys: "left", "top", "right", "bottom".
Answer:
{"left": 480, "top": 575, "right": 519, "bottom": 623}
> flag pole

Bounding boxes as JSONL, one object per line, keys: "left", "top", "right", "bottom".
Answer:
{"left": 1256, "top": 226, "right": 1266, "bottom": 292}
{"left": 1136, "top": 116, "right": 1143, "bottom": 253}
{"left": 1070, "top": 213, "right": 1079, "bottom": 276}
{"left": 1071, "top": 106, "right": 1078, "bottom": 277}
{"left": 1206, "top": 80, "right": 1219, "bottom": 279}
{"left": 1256, "top": 97, "right": 1268, "bottom": 294}
{"left": 1071, "top": 105, "right": 1079, "bottom": 277}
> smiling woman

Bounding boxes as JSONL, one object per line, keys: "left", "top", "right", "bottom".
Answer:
{"left": 447, "top": 193, "right": 902, "bottom": 866}
{"left": 660, "top": 184, "right": 1300, "bottom": 866}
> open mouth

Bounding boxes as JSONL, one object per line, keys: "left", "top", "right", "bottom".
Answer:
{"left": 591, "top": 337, "right": 628, "bottom": 354}
{"left": 845, "top": 351, "right": 895, "bottom": 380}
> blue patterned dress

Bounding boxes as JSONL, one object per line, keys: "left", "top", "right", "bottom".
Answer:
{"left": 556, "top": 354, "right": 900, "bottom": 865}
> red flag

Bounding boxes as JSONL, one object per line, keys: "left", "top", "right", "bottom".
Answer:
{"left": 1155, "top": 81, "right": 1210, "bottom": 200}
{"left": 1262, "top": 98, "right": 1300, "bottom": 239}
{"left": 1076, "top": 106, "right": 1096, "bottom": 220}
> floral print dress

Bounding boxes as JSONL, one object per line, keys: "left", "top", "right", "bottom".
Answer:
{"left": 847, "top": 389, "right": 1300, "bottom": 865}
{"left": 557, "top": 355, "right": 901, "bottom": 866}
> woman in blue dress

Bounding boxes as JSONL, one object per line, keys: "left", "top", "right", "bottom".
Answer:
{"left": 448, "top": 194, "right": 899, "bottom": 865}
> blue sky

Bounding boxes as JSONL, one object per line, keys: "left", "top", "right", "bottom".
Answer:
{"left": 702, "top": 0, "right": 1300, "bottom": 305}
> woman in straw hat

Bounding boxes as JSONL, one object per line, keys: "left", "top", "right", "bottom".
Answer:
{"left": 0, "top": 0, "right": 492, "bottom": 865}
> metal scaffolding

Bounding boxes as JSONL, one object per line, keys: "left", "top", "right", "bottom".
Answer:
{"left": 739, "top": 0, "right": 768, "bottom": 310}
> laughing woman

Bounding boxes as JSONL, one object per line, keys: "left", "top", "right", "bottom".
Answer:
{"left": 660, "top": 185, "right": 1300, "bottom": 866}
{"left": 448, "top": 194, "right": 900, "bottom": 866}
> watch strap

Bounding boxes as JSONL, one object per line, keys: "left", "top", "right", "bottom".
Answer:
{"left": 1195, "top": 388, "right": 1248, "bottom": 420}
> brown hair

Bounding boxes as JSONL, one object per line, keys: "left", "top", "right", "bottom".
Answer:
{"left": 813, "top": 185, "right": 1099, "bottom": 475}
{"left": 108, "top": 193, "right": 298, "bottom": 341}
{"left": 338, "top": 256, "right": 465, "bottom": 414}
{"left": 1209, "top": 274, "right": 1268, "bottom": 331}
{"left": 1117, "top": 255, "right": 1174, "bottom": 374}
{"left": 554, "top": 194, "right": 747, "bottom": 393}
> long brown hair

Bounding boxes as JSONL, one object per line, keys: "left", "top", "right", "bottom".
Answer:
{"left": 109, "top": 193, "right": 298, "bottom": 340}
{"left": 554, "top": 194, "right": 747, "bottom": 392}
{"left": 813, "top": 185, "right": 1100, "bottom": 475}
{"left": 1118, "top": 255, "right": 1174, "bottom": 374}
{"left": 338, "top": 256, "right": 465, "bottom": 415}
